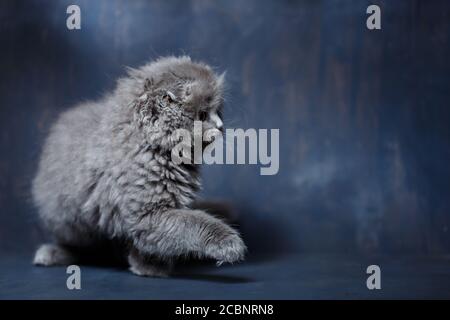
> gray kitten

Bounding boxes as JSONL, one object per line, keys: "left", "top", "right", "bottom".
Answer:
{"left": 32, "top": 56, "right": 246, "bottom": 277}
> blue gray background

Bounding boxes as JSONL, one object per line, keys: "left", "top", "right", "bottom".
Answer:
{"left": 1, "top": 0, "right": 450, "bottom": 299}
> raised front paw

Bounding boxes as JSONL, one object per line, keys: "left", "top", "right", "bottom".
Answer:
{"left": 205, "top": 230, "right": 247, "bottom": 266}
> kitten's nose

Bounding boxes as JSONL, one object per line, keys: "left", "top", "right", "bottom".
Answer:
{"left": 210, "top": 112, "right": 223, "bottom": 129}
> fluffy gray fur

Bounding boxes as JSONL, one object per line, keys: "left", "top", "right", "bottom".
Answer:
{"left": 32, "top": 56, "right": 246, "bottom": 277}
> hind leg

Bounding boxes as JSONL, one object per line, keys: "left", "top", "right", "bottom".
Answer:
{"left": 33, "top": 222, "right": 100, "bottom": 266}
{"left": 33, "top": 243, "right": 78, "bottom": 266}
{"left": 34, "top": 216, "right": 112, "bottom": 266}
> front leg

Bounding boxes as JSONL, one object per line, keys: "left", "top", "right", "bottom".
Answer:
{"left": 128, "top": 208, "right": 246, "bottom": 276}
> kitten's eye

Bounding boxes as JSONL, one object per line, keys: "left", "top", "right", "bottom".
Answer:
{"left": 206, "top": 96, "right": 213, "bottom": 104}
{"left": 199, "top": 111, "right": 208, "bottom": 122}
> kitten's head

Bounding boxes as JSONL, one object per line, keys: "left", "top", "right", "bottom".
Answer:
{"left": 123, "top": 56, "right": 225, "bottom": 152}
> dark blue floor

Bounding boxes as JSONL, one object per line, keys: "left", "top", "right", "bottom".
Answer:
{"left": 1, "top": 252, "right": 449, "bottom": 299}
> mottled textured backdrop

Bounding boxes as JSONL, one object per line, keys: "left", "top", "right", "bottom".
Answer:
{"left": 1, "top": 0, "right": 449, "bottom": 257}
